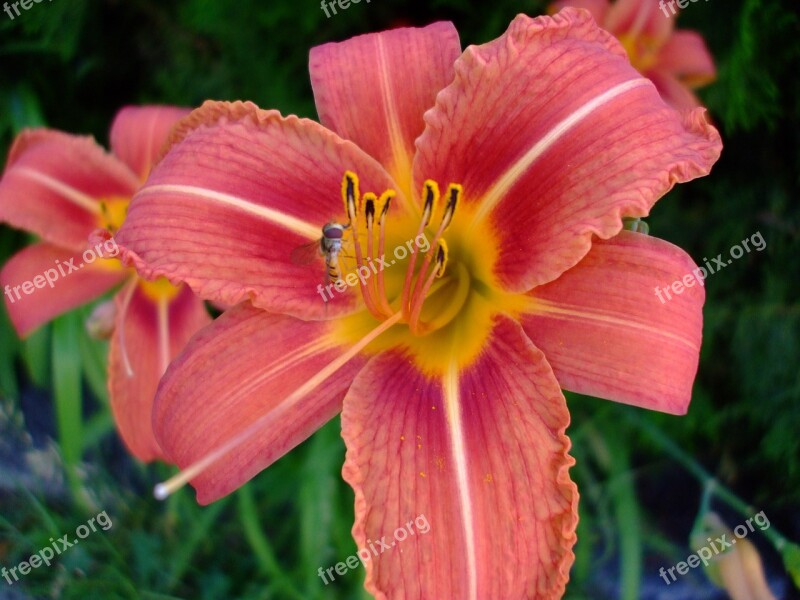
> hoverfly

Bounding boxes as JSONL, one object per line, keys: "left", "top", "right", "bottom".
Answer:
{"left": 290, "top": 222, "right": 349, "bottom": 284}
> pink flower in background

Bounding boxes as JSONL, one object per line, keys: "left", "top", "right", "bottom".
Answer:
{"left": 550, "top": 0, "right": 717, "bottom": 110}
{"left": 0, "top": 106, "right": 210, "bottom": 461}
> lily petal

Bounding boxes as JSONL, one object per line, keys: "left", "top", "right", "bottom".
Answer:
{"left": 521, "top": 231, "right": 704, "bottom": 415}
{"left": 109, "top": 105, "right": 192, "bottom": 181}
{"left": 548, "top": 0, "right": 609, "bottom": 23}
{"left": 109, "top": 283, "right": 210, "bottom": 462}
{"left": 646, "top": 69, "right": 704, "bottom": 111}
{"left": 0, "top": 130, "right": 139, "bottom": 250}
{"left": 655, "top": 30, "right": 716, "bottom": 86}
{"left": 342, "top": 316, "right": 577, "bottom": 600}
{"left": 116, "top": 100, "right": 402, "bottom": 320}
{"left": 1, "top": 243, "right": 125, "bottom": 337}
{"left": 152, "top": 302, "right": 366, "bottom": 503}
{"left": 413, "top": 9, "right": 721, "bottom": 292}
{"left": 310, "top": 23, "right": 461, "bottom": 195}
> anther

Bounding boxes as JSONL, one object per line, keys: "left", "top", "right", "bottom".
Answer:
{"left": 421, "top": 181, "right": 438, "bottom": 226}
{"left": 440, "top": 183, "right": 461, "bottom": 231}
{"left": 364, "top": 195, "right": 376, "bottom": 229}
{"left": 342, "top": 170, "right": 359, "bottom": 223}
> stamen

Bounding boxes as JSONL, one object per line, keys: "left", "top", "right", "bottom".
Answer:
{"left": 153, "top": 311, "right": 404, "bottom": 500}
{"left": 362, "top": 192, "right": 392, "bottom": 317}
{"left": 375, "top": 191, "right": 394, "bottom": 316}
{"left": 408, "top": 241, "right": 448, "bottom": 336}
{"left": 401, "top": 180, "right": 439, "bottom": 318}
{"left": 341, "top": 174, "right": 383, "bottom": 320}
{"left": 409, "top": 183, "right": 460, "bottom": 304}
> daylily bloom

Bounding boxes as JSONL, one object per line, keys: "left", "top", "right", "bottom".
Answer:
{"left": 117, "top": 9, "right": 721, "bottom": 598}
{"left": 550, "top": 0, "right": 717, "bottom": 110}
{"left": 0, "top": 106, "right": 211, "bottom": 461}
{"left": 690, "top": 513, "right": 777, "bottom": 600}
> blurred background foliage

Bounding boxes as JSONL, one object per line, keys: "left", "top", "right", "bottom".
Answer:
{"left": 0, "top": 0, "right": 798, "bottom": 598}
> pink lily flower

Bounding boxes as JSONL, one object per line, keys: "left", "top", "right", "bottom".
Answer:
{"left": 550, "top": 0, "right": 717, "bottom": 110}
{"left": 117, "top": 10, "right": 721, "bottom": 598}
{"left": 0, "top": 106, "right": 211, "bottom": 462}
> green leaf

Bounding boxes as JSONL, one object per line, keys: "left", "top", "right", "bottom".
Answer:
{"left": 782, "top": 541, "right": 800, "bottom": 590}
{"left": 52, "top": 311, "right": 84, "bottom": 505}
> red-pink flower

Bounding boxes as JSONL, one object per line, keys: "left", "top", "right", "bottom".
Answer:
{"left": 117, "top": 10, "right": 721, "bottom": 598}
{"left": 0, "top": 106, "right": 211, "bottom": 461}
{"left": 550, "top": 0, "right": 717, "bottom": 110}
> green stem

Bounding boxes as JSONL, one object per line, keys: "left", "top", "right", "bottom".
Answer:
{"left": 605, "top": 433, "right": 642, "bottom": 600}
{"left": 52, "top": 313, "right": 87, "bottom": 509}
{"left": 624, "top": 411, "right": 793, "bottom": 552}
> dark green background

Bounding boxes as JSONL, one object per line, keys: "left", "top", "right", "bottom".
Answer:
{"left": 0, "top": 0, "right": 798, "bottom": 598}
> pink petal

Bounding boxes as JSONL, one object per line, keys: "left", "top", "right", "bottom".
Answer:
{"left": 0, "top": 130, "right": 139, "bottom": 250}
{"left": 109, "top": 283, "right": 210, "bottom": 462}
{"left": 310, "top": 23, "right": 461, "bottom": 193}
{"left": 116, "top": 100, "right": 402, "bottom": 320}
{"left": 413, "top": 9, "right": 721, "bottom": 293}
{"left": 342, "top": 316, "right": 577, "bottom": 599}
{"left": 655, "top": 30, "right": 716, "bottom": 85}
{"left": 152, "top": 302, "right": 366, "bottom": 504}
{"left": 548, "top": 0, "right": 609, "bottom": 23}
{"left": 646, "top": 69, "right": 703, "bottom": 111}
{"left": 109, "top": 105, "right": 192, "bottom": 181}
{"left": 605, "top": 0, "right": 674, "bottom": 44}
{"left": 521, "top": 231, "right": 704, "bottom": 415}
{"left": 1, "top": 242, "right": 126, "bottom": 337}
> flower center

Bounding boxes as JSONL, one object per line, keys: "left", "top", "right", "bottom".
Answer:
{"left": 330, "top": 171, "right": 511, "bottom": 374}
{"left": 98, "top": 197, "right": 130, "bottom": 233}
{"left": 617, "top": 33, "right": 660, "bottom": 73}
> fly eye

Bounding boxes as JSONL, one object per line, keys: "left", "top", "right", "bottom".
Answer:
{"left": 323, "top": 226, "right": 344, "bottom": 240}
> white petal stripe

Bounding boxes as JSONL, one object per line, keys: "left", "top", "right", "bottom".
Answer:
{"left": 136, "top": 184, "right": 321, "bottom": 241}
{"left": 444, "top": 362, "right": 478, "bottom": 600}
{"left": 471, "top": 77, "right": 653, "bottom": 228}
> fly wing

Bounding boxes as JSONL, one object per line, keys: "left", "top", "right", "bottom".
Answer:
{"left": 290, "top": 239, "right": 322, "bottom": 266}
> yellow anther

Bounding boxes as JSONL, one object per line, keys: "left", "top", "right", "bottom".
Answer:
{"left": 436, "top": 239, "right": 449, "bottom": 278}
{"left": 341, "top": 171, "right": 360, "bottom": 222}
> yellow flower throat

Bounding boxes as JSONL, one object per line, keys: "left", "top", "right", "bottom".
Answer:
{"left": 329, "top": 171, "right": 524, "bottom": 375}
